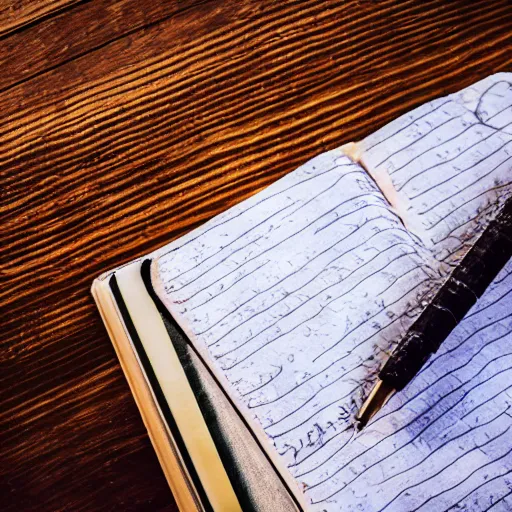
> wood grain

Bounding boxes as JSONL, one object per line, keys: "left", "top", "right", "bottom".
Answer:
{"left": 0, "top": 0, "right": 84, "bottom": 37}
{"left": 0, "top": 0, "right": 217, "bottom": 91}
{"left": 1, "top": 1, "right": 511, "bottom": 510}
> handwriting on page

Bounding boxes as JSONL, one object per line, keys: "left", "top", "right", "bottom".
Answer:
{"left": 304, "top": 261, "right": 512, "bottom": 512}
{"left": 155, "top": 148, "right": 439, "bottom": 494}
{"left": 361, "top": 73, "right": 512, "bottom": 265}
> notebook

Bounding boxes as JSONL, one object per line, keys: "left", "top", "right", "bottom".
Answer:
{"left": 92, "top": 73, "right": 512, "bottom": 512}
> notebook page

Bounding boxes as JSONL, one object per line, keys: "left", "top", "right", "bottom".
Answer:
{"left": 359, "top": 73, "right": 512, "bottom": 264}
{"left": 304, "top": 259, "right": 512, "bottom": 512}
{"left": 152, "top": 150, "right": 448, "bottom": 504}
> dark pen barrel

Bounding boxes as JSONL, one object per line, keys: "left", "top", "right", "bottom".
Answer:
{"left": 379, "top": 197, "right": 512, "bottom": 391}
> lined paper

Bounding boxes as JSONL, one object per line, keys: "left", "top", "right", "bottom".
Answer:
{"left": 303, "top": 260, "right": 511, "bottom": 512}
{"left": 153, "top": 74, "right": 512, "bottom": 510}
{"left": 153, "top": 150, "right": 440, "bottom": 502}
{"left": 360, "top": 73, "right": 512, "bottom": 263}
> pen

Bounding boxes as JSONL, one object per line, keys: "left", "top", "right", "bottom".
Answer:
{"left": 357, "top": 197, "right": 512, "bottom": 429}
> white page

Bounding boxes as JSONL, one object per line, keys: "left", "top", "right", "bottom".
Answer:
{"left": 152, "top": 75, "right": 512, "bottom": 509}
{"left": 304, "top": 260, "right": 511, "bottom": 512}
{"left": 153, "top": 150, "right": 440, "bottom": 502}
{"left": 360, "top": 73, "right": 512, "bottom": 263}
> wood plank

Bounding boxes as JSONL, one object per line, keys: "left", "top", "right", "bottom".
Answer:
{"left": 0, "top": 0, "right": 216, "bottom": 92}
{"left": 1, "top": 0, "right": 511, "bottom": 510}
{"left": 0, "top": 0, "right": 84, "bottom": 38}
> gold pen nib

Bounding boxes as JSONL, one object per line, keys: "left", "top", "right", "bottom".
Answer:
{"left": 356, "top": 379, "right": 395, "bottom": 430}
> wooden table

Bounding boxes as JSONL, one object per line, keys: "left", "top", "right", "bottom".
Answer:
{"left": 1, "top": 1, "right": 510, "bottom": 510}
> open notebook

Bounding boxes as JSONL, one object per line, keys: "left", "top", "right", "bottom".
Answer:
{"left": 92, "top": 74, "right": 512, "bottom": 512}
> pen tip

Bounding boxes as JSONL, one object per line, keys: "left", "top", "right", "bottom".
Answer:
{"left": 356, "top": 380, "right": 395, "bottom": 430}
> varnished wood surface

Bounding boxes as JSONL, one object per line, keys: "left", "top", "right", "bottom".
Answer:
{"left": 0, "top": 0, "right": 81, "bottom": 37}
{"left": 1, "top": 1, "right": 511, "bottom": 510}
